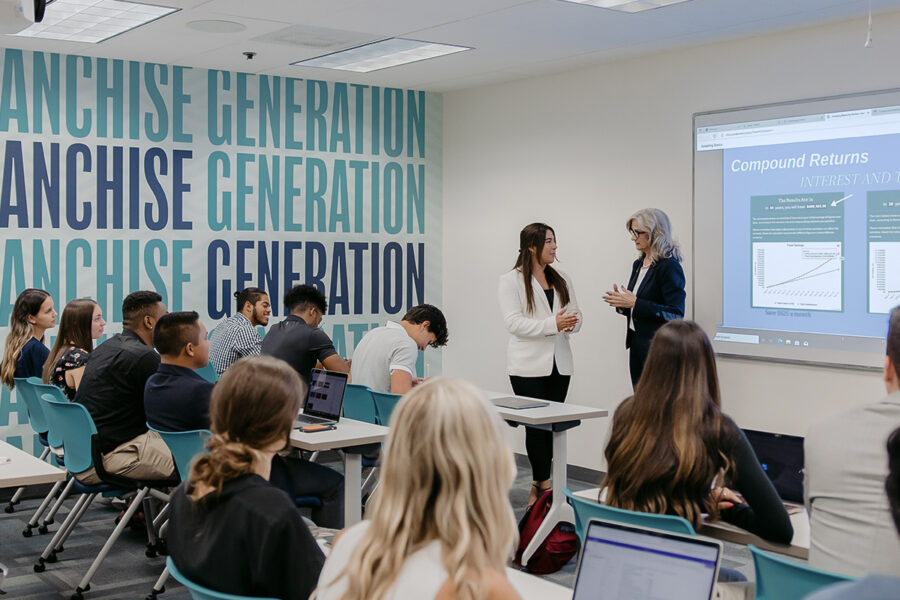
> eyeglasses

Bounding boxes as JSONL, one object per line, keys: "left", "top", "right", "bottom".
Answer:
{"left": 629, "top": 229, "right": 648, "bottom": 238}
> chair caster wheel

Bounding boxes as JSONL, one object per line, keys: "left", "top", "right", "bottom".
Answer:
{"left": 4, "top": 503, "right": 15, "bottom": 513}
{"left": 57, "top": 545, "right": 65, "bottom": 553}
{"left": 47, "top": 551, "right": 58, "bottom": 563}
{"left": 38, "top": 525, "right": 49, "bottom": 535}
{"left": 145, "top": 548, "right": 158, "bottom": 558}
{"left": 22, "top": 527, "right": 33, "bottom": 537}
{"left": 34, "top": 560, "right": 46, "bottom": 573}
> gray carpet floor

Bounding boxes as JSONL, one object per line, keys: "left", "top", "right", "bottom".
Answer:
{"left": 1, "top": 456, "right": 757, "bottom": 599}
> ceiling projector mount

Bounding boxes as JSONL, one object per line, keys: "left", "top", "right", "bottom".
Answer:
{"left": 0, "top": 0, "right": 48, "bottom": 34}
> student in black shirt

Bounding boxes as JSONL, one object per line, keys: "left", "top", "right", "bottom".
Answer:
{"left": 74, "top": 291, "right": 174, "bottom": 485}
{"left": 261, "top": 285, "right": 350, "bottom": 385}
{"left": 145, "top": 311, "right": 214, "bottom": 432}
{"left": 168, "top": 356, "right": 325, "bottom": 600}
{"left": 602, "top": 320, "right": 793, "bottom": 544}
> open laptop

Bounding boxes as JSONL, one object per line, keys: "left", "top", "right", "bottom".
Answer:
{"left": 572, "top": 519, "right": 722, "bottom": 600}
{"left": 742, "top": 428, "right": 805, "bottom": 507}
{"left": 294, "top": 369, "right": 348, "bottom": 427}
{"left": 491, "top": 396, "right": 550, "bottom": 410}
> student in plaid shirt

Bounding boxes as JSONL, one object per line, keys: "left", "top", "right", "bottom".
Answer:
{"left": 209, "top": 288, "right": 271, "bottom": 376}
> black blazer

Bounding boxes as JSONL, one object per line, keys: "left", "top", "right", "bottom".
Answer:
{"left": 618, "top": 256, "right": 686, "bottom": 349}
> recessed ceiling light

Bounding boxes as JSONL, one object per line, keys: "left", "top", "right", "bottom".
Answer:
{"left": 293, "top": 38, "right": 471, "bottom": 73}
{"left": 560, "top": 0, "right": 690, "bottom": 13}
{"left": 13, "top": 0, "right": 178, "bottom": 44}
{"left": 186, "top": 20, "right": 246, "bottom": 34}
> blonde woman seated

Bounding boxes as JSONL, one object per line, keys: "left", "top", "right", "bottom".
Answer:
{"left": 314, "top": 378, "right": 521, "bottom": 600}
{"left": 602, "top": 320, "right": 793, "bottom": 544}
{"left": 167, "top": 356, "right": 325, "bottom": 599}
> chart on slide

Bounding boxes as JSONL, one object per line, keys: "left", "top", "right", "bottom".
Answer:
{"left": 869, "top": 243, "right": 900, "bottom": 313}
{"left": 752, "top": 242, "right": 843, "bottom": 311}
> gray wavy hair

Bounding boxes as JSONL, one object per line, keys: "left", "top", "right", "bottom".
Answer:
{"left": 627, "top": 208, "right": 682, "bottom": 263}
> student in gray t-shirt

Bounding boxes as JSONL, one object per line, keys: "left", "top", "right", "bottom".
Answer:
{"left": 351, "top": 304, "right": 448, "bottom": 394}
{"left": 261, "top": 285, "right": 350, "bottom": 384}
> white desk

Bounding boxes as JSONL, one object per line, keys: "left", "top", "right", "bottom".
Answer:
{"left": 0, "top": 439, "right": 66, "bottom": 488}
{"left": 486, "top": 391, "right": 608, "bottom": 567}
{"left": 572, "top": 487, "right": 811, "bottom": 559}
{"left": 290, "top": 418, "right": 389, "bottom": 528}
{"left": 507, "top": 568, "right": 572, "bottom": 600}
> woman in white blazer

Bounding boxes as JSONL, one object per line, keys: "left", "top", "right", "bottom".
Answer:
{"left": 498, "top": 223, "right": 581, "bottom": 508}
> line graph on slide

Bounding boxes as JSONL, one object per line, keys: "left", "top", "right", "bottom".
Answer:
{"left": 752, "top": 242, "right": 843, "bottom": 311}
{"left": 869, "top": 242, "right": 900, "bottom": 313}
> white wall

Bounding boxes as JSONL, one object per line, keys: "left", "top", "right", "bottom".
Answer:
{"left": 441, "top": 12, "right": 899, "bottom": 471}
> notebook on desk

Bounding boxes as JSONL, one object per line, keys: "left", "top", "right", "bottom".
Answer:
{"left": 742, "top": 428, "right": 805, "bottom": 507}
{"left": 295, "top": 369, "right": 348, "bottom": 427}
{"left": 491, "top": 396, "right": 549, "bottom": 410}
{"left": 572, "top": 519, "right": 722, "bottom": 600}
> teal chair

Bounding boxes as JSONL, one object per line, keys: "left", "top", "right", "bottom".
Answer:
{"left": 749, "top": 544, "right": 855, "bottom": 600}
{"left": 371, "top": 391, "right": 402, "bottom": 426}
{"left": 166, "top": 556, "right": 278, "bottom": 600}
{"left": 563, "top": 488, "right": 695, "bottom": 543}
{"left": 195, "top": 362, "right": 219, "bottom": 383}
{"left": 148, "top": 426, "right": 211, "bottom": 480}
{"left": 343, "top": 384, "right": 377, "bottom": 424}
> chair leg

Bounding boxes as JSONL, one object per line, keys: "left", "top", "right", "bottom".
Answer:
{"left": 22, "top": 480, "right": 65, "bottom": 536}
{"left": 73, "top": 487, "right": 150, "bottom": 599}
{"left": 42, "top": 478, "right": 76, "bottom": 531}
{"left": 143, "top": 496, "right": 161, "bottom": 558}
{"left": 34, "top": 493, "right": 91, "bottom": 572}
{"left": 52, "top": 492, "right": 96, "bottom": 554}
{"left": 146, "top": 566, "right": 169, "bottom": 600}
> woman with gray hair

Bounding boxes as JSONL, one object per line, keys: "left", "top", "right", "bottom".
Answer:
{"left": 603, "top": 208, "right": 685, "bottom": 386}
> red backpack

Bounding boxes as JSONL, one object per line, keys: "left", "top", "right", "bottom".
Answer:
{"left": 513, "top": 490, "right": 580, "bottom": 574}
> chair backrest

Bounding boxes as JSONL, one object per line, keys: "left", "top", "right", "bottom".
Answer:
{"left": 371, "top": 391, "right": 402, "bottom": 426}
{"left": 14, "top": 377, "right": 49, "bottom": 435}
{"left": 749, "top": 544, "right": 855, "bottom": 600}
{"left": 343, "top": 384, "right": 377, "bottom": 424}
{"left": 166, "top": 556, "right": 279, "bottom": 600}
{"left": 148, "top": 425, "right": 211, "bottom": 480}
{"left": 564, "top": 488, "right": 695, "bottom": 542}
{"left": 37, "top": 393, "right": 97, "bottom": 475}
{"left": 195, "top": 362, "right": 219, "bottom": 383}
{"left": 31, "top": 379, "right": 71, "bottom": 447}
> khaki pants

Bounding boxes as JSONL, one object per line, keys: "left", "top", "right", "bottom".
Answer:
{"left": 76, "top": 431, "right": 175, "bottom": 485}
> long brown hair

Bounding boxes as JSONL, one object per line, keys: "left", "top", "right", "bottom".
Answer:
{"left": 1, "top": 288, "right": 50, "bottom": 389}
{"left": 513, "top": 223, "right": 570, "bottom": 314}
{"left": 188, "top": 356, "right": 303, "bottom": 499}
{"left": 602, "top": 320, "right": 735, "bottom": 527}
{"left": 42, "top": 299, "right": 96, "bottom": 384}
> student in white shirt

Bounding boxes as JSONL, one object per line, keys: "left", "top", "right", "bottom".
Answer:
{"left": 314, "top": 378, "right": 520, "bottom": 600}
{"left": 498, "top": 222, "right": 581, "bottom": 508}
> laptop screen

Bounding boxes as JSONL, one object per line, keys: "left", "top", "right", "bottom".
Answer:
{"left": 304, "top": 369, "right": 348, "bottom": 419}
{"left": 573, "top": 520, "right": 720, "bottom": 600}
{"left": 742, "top": 428, "right": 805, "bottom": 504}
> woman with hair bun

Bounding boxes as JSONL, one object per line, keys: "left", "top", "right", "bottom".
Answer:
{"left": 1, "top": 288, "right": 56, "bottom": 390}
{"left": 42, "top": 298, "right": 106, "bottom": 400}
{"left": 603, "top": 208, "right": 685, "bottom": 387}
{"left": 167, "top": 356, "right": 325, "bottom": 600}
{"left": 314, "top": 378, "right": 521, "bottom": 600}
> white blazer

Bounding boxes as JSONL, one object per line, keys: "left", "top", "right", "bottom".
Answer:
{"left": 498, "top": 268, "right": 582, "bottom": 377}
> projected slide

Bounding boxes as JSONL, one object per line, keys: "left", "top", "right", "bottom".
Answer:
{"left": 869, "top": 192, "right": 900, "bottom": 314}
{"left": 750, "top": 194, "right": 844, "bottom": 312}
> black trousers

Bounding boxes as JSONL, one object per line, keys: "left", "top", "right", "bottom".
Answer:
{"left": 509, "top": 363, "right": 571, "bottom": 482}
{"left": 270, "top": 454, "right": 345, "bottom": 528}
{"left": 629, "top": 333, "right": 651, "bottom": 388}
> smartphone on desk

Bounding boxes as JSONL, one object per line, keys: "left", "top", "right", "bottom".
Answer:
{"left": 299, "top": 424, "right": 336, "bottom": 433}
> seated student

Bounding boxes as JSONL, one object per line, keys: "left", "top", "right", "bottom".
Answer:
{"left": 314, "top": 378, "right": 520, "bottom": 600}
{"left": 168, "top": 356, "right": 325, "bottom": 600}
{"left": 351, "top": 304, "right": 449, "bottom": 394}
{"left": 261, "top": 285, "right": 350, "bottom": 384}
{"left": 147, "top": 313, "right": 345, "bottom": 526}
{"left": 208, "top": 287, "right": 271, "bottom": 376}
{"left": 602, "top": 320, "right": 793, "bottom": 544}
{"left": 74, "top": 291, "right": 175, "bottom": 485}
{"left": 42, "top": 299, "right": 106, "bottom": 400}
{"left": 1, "top": 288, "right": 56, "bottom": 390}
{"left": 145, "top": 311, "right": 213, "bottom": 432}
{"left": 806, "top": 426, "right": 900, "bottom": 599}
{"left": 804, "top": 305, "right": 900, "bottom": 577}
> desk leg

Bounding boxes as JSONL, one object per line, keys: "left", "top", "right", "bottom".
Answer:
{"left": 521, "top": 430, "right": 574, "bottom": 566}
{"left": 344, "top": 452, "right": 362, "bottom": 527}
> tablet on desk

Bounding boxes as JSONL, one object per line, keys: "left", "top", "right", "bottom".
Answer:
{"left": 491, "top": 397, "right": 549, "bottom": 410}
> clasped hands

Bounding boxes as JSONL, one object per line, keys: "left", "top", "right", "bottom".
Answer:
{"left": 556, "top": 310, "right": 579, "bottom": 332}
{"left": 603, "top": 284, "right": 636, "bottom": 309}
